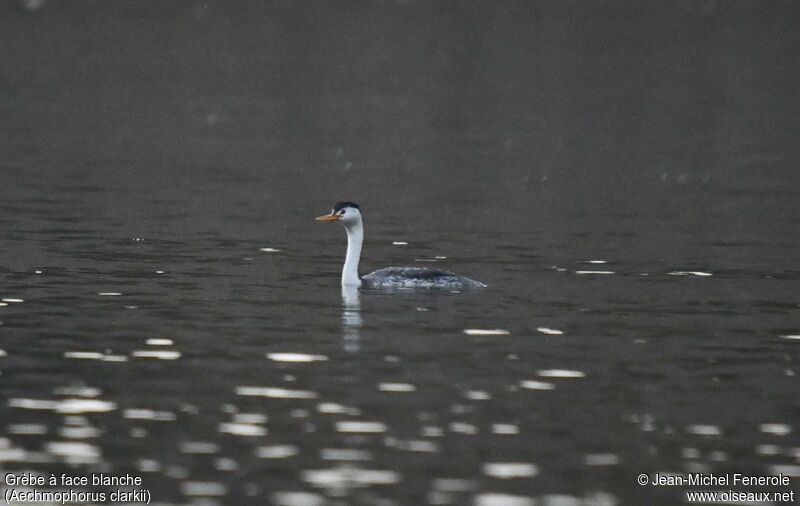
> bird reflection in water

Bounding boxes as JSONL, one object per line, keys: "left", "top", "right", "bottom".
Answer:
{"left": 341, "top": 285, "right": 362, "bottom": 353}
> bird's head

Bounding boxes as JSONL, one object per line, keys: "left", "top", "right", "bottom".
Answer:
{"left": 315, "top": 201, "right": 362, "bottom": 227}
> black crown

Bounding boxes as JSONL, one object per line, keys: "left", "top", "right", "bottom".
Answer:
{"left": 333, "top": 201, "right": 360, "bottom": 212}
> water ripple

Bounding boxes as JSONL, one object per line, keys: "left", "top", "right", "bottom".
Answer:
{"left": 267, "top": 353, "right": 329, "bottom": 363}
{"left": 475, "top": 493, "right": 535, "bottom": 506}
{"left": 8, "top": 398, "right": 116, "bottom": 414}
{"left": 482, "top": 462, "right": 538, "bottom": 479}
{"left": 301, "top": 467, "right": 401, "bottom": 488}
{"left": 463, "top": 329, "right": 510, "bottom": 336}
{"left": 335, "top": 421, "right": 387, "bottom": 433}
{"left": 236, "top": 386, "right": 317, "bottom": 399}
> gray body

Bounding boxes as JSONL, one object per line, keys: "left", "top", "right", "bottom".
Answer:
{"left": 362, "top": 267, "right": 486, "bottom": 289}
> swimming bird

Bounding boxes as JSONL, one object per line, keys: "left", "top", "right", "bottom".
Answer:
{"left": 315, "top": 201, "right": 486, "bottom": 289}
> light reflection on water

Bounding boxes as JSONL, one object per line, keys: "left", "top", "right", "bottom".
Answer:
{"left": 341, "top": 285, "right": 362, "bottom": 353}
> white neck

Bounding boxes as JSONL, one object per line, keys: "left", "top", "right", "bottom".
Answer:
{"left": 342, "top": 220, "right": 363, "bottom": 286}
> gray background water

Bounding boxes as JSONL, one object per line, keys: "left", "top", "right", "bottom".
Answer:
{"left": 1, "top": 1, "right": 799, "bottom": 505}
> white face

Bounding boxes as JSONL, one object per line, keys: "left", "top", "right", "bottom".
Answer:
{"left": 335, "top": 206, "right": 361, "bottom": 225}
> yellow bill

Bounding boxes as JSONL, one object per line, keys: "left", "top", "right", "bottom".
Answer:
{"left": 315, "top": 213, "right": 339, "bottom": 222}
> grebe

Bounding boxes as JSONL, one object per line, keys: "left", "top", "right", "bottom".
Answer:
{"left": 316, "top": 201, "right": 486, "bottom": 289}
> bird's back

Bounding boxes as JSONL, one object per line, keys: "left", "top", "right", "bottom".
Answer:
{"left": 362, "top": 267, "right": 486, "bottom": 289}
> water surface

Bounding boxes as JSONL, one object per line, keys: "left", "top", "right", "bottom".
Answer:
{"left": 1, "top": 2, "right": 799, "bottom": 505}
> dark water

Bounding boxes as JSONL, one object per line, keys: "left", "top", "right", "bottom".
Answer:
{"left": 1, "top": 1, "right": 799, "bottom": 505}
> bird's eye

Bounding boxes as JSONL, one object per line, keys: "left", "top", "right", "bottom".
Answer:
{"left": 339, "top": 210, "right": 346, "bottom": 215}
